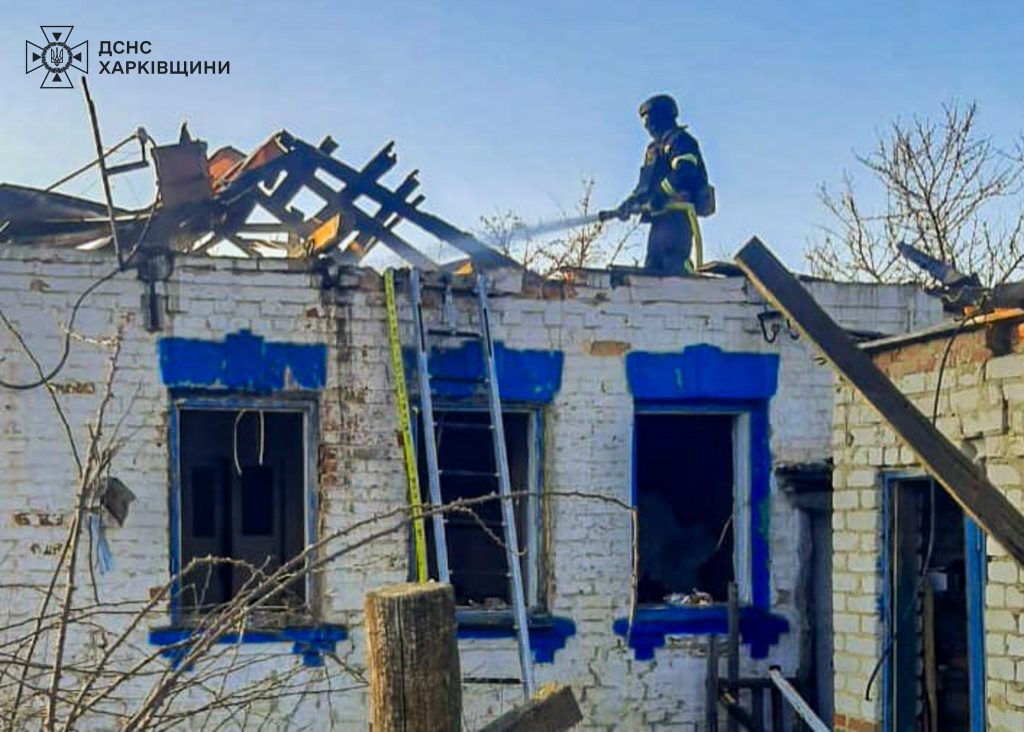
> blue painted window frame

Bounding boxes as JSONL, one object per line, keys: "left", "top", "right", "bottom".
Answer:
{"left": 631, "top": 400, "right": 772, "bottom": 609}
{"left": 413, "top": 402, "right": 577, "bottom": 662}
{"left": 166, "top": 392, "right": 321, "bottom": 624}
{"left": 414, "top": 402, "right": 546, "bottom": 612}
{"left": 881, "top": 472, "right": 987, "bottom": 732}
{"left": 614, "top": 345, "right": 784, "bottom": 660}
{"left": 614, "top": 399, "right": 787, "bottom": 660}
{"left": 404, "top": 339, "right": 572, "bottom": 661}
{"left": 149, "top": 625, "right": 347, "bottom": 669}
{"left": 964, "top": 518, "right": 987, "bottom": 732}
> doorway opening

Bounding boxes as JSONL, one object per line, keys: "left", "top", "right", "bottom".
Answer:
{"left": 886, "top": 477, "right": 979, "bottom": 731}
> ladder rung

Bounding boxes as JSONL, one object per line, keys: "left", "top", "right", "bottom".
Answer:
{"left": 430, "top": 375, "right": 488, "bottom": 385}
{"left": 446, "top": 517, "right": 504, "bottom": 528}
{"left": 434, "top": 420, "right": 494, "bottom": 431}
{"left": 452, "top": 569, "right": 511, "bottom": 577}
{"left": 438, "top": 468, "right": 498, "bottom": 479}
{"left": 427, "top": 328, "right": 483, "bottom": 339}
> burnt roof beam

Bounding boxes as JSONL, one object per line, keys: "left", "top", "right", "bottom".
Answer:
{"left": 299, "top": 176, "right": 434, "bottom": 269}
{"left": 288, "top": 138, "right": 516, "bottom": 269}
{"left": 341, "top": 169, "right": 423, "bottom": 262}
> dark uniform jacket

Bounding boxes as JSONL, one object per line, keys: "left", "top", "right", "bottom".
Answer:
{"left": 628, "top": 126, "right": 709, "bottom": 216}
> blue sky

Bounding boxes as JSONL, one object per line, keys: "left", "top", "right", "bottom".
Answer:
{"left": 2, "top": 1, "right": 1022, "bottom": 267}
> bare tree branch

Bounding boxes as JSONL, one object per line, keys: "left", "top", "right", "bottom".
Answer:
{"left": 807, "top": 100, "right": 1024, "bottom": 286}
{"left": 479, "top": 177, "right": 643, "bottom": 276}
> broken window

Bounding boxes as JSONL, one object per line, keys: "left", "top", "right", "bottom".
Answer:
{"left": 418, "top": 409, "right": 540, "bottom": 610}
{"left": 176, "top": 404, "right": 311, "bottom": 616}
{"left": 635, "top": 412, "right": 738, "bottom": 604}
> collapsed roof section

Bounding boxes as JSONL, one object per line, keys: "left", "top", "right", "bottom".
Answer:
{"left": 0, "top": 129, "right": 517, "bottom": 271}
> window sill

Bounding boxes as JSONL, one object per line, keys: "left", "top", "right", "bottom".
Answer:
{"left": 612, "top": 605, "right": 788, "bottom": 661}
{"left": 455, "top": 609, "right": 576, "bottom": 664}
{"left": 149, "top": 623, "right": 347, "bottom": 669}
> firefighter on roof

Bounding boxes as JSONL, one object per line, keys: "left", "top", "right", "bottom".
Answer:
{"left": 605, "top": 94, "right": 714, "bottom": 275}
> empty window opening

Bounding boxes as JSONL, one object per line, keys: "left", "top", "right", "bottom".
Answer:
{"left": 178, "top": 407, "right": 308, "bottom": 615}
{"left": 888, "top": 479, "right": 971, "bottom": 731}
{"left": 418, "top": 409, "right": 539, "bottom": 610}
{"left": 635, "top": 412, "right": 735, "bottom": 604}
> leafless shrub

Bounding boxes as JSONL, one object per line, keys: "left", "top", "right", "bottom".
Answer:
{"left": 480, "top": 177, "right": 642, "bottom": 276}
{"left": 807, "top": 101, "right": 1024, "bottom": 286}
{"left": 0, "top": 312, "right": 636, "bottom": 728}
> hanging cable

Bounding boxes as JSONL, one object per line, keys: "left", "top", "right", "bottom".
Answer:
{"left": 232, "top": 410, "right": 266, "bottom": 476}
{"left": 44, "top": 132, "right": 140, "bottom": 193}
{"left": 0, "top": 194, "right": 158, "bottom": 391}
{"left": 0, "top": 268, "right": 117, "bottom": 390}
{"left": 2, "top": 88, "right": 158, "bottom": 391}
{"left": 258, "top": 410, "right": 265, "bottom": 466}
{"left": 865, "top": 313, "right": 971, "bottom": 700}
{"left": 233, "top": 410, "right": 247, "bottom": 476}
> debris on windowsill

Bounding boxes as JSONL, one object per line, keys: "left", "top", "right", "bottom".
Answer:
{"left": 664, "top": 589, "right": 714, "bottom": 607}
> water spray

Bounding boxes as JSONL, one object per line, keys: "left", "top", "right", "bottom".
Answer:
{"left": 495, "top": 212, "right": 621, "bottom": 247}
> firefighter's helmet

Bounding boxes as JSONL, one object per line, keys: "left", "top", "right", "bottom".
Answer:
{"left": 638, "top": 94, "right": 679, "bottom": 123}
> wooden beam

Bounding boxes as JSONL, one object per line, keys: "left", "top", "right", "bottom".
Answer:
{"left": 341, "top": 170, "right": 423, "bottom": 261}
{"left": 302, "top": 177, "right": 436, "bottom": 269}
{"left": 705, "top": 635, "right": 719, "bottom": 732}
{"left": 291, "top": 139, "right": 518, "bottom": 268}
{"left": 734, "top": 237, "right": 1024, "bottom": 566}
{"left": 477, "top": 685, "right": 583, "bottom": 732}
{"left": 726, "top": 582, "right": 739, "bottom": 732}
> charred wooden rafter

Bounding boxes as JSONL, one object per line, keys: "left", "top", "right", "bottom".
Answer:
{"left": 0, "top": 129, "right": 516, "bottom": 271}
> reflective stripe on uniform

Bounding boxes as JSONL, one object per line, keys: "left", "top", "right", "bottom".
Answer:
{"left": 671, "top": 153, "right": 699, "bottom": 170}
{"left": 686, "top": 203, "right": 702, "bottom": 268}
{"left": 649, "top": 201, "right": 703, "bottom": 270}
{"left": 651, "top": 200, "right": 693, "bottom": 216}
{"left": 660, "top": 178, "right": 675, "bottom": 195}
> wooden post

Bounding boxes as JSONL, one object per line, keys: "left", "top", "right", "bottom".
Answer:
{"left": 365, "top": 583, "right": 461, "bottom": 732}
{"left": 727, "top": 582, "right": 740, "bottom": 732}
{"left": 706, "top": 634, "right": 719, "bottom": 732}
{"left": 770, "top": 687, "right": 784, "bottom": 731}
{"left": 752, "top": 687, "right": 764, "bottom": 731}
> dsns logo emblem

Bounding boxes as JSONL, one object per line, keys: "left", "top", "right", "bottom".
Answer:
{"left": 25, "top": 26, "right": 88, "bottom": 89}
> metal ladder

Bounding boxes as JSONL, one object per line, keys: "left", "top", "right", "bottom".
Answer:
{"left": 409, "top": 268, "right": 536, "bottom": 699}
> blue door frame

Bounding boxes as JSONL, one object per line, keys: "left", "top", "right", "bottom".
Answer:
{"left": 881, "top": 474, "right": 986, "bottom": 732}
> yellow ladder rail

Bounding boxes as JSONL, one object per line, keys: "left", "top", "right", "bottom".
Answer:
{"left": 384, "top": 269, "right": 428, "bottom": 582}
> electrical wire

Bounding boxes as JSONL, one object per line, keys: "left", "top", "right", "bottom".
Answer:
{"left": 0, "top": 267, "right": 120, "bottom": 390}
{"left": 0, "top": 195, "right": 158, "bottom": 392}
{"left": 233, "top": 411, "right": 246, "bottom": 476}
{"left": 864, "top": 313, "right": 972, "bottom": 701}
{"left": 44, "top": 132, "right": 140, "bottom": 193}
{"left": 232, "top": 410, "right": 266, "bottom": 476}
{"left": 258, "top": 410, "right": 265, "bottom": 466}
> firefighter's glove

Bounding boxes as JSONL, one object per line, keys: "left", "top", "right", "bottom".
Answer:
{"left": 614, "top": 199, "right": 643, "bottom": 221}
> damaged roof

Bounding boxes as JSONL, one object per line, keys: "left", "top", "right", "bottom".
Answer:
{"left": 0, "top": 128, "right": 517, "bottom": 271}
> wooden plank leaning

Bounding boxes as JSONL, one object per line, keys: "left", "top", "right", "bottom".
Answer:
{"left": 734, "top": 237, "right": 1024, "bottom": 566}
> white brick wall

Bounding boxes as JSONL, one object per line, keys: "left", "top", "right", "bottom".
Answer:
{"left": 0, "top": 247, "right": 942, "bottom": 729}
{"left": 832, "top": 324, "right": 1024, "bottom": 732}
